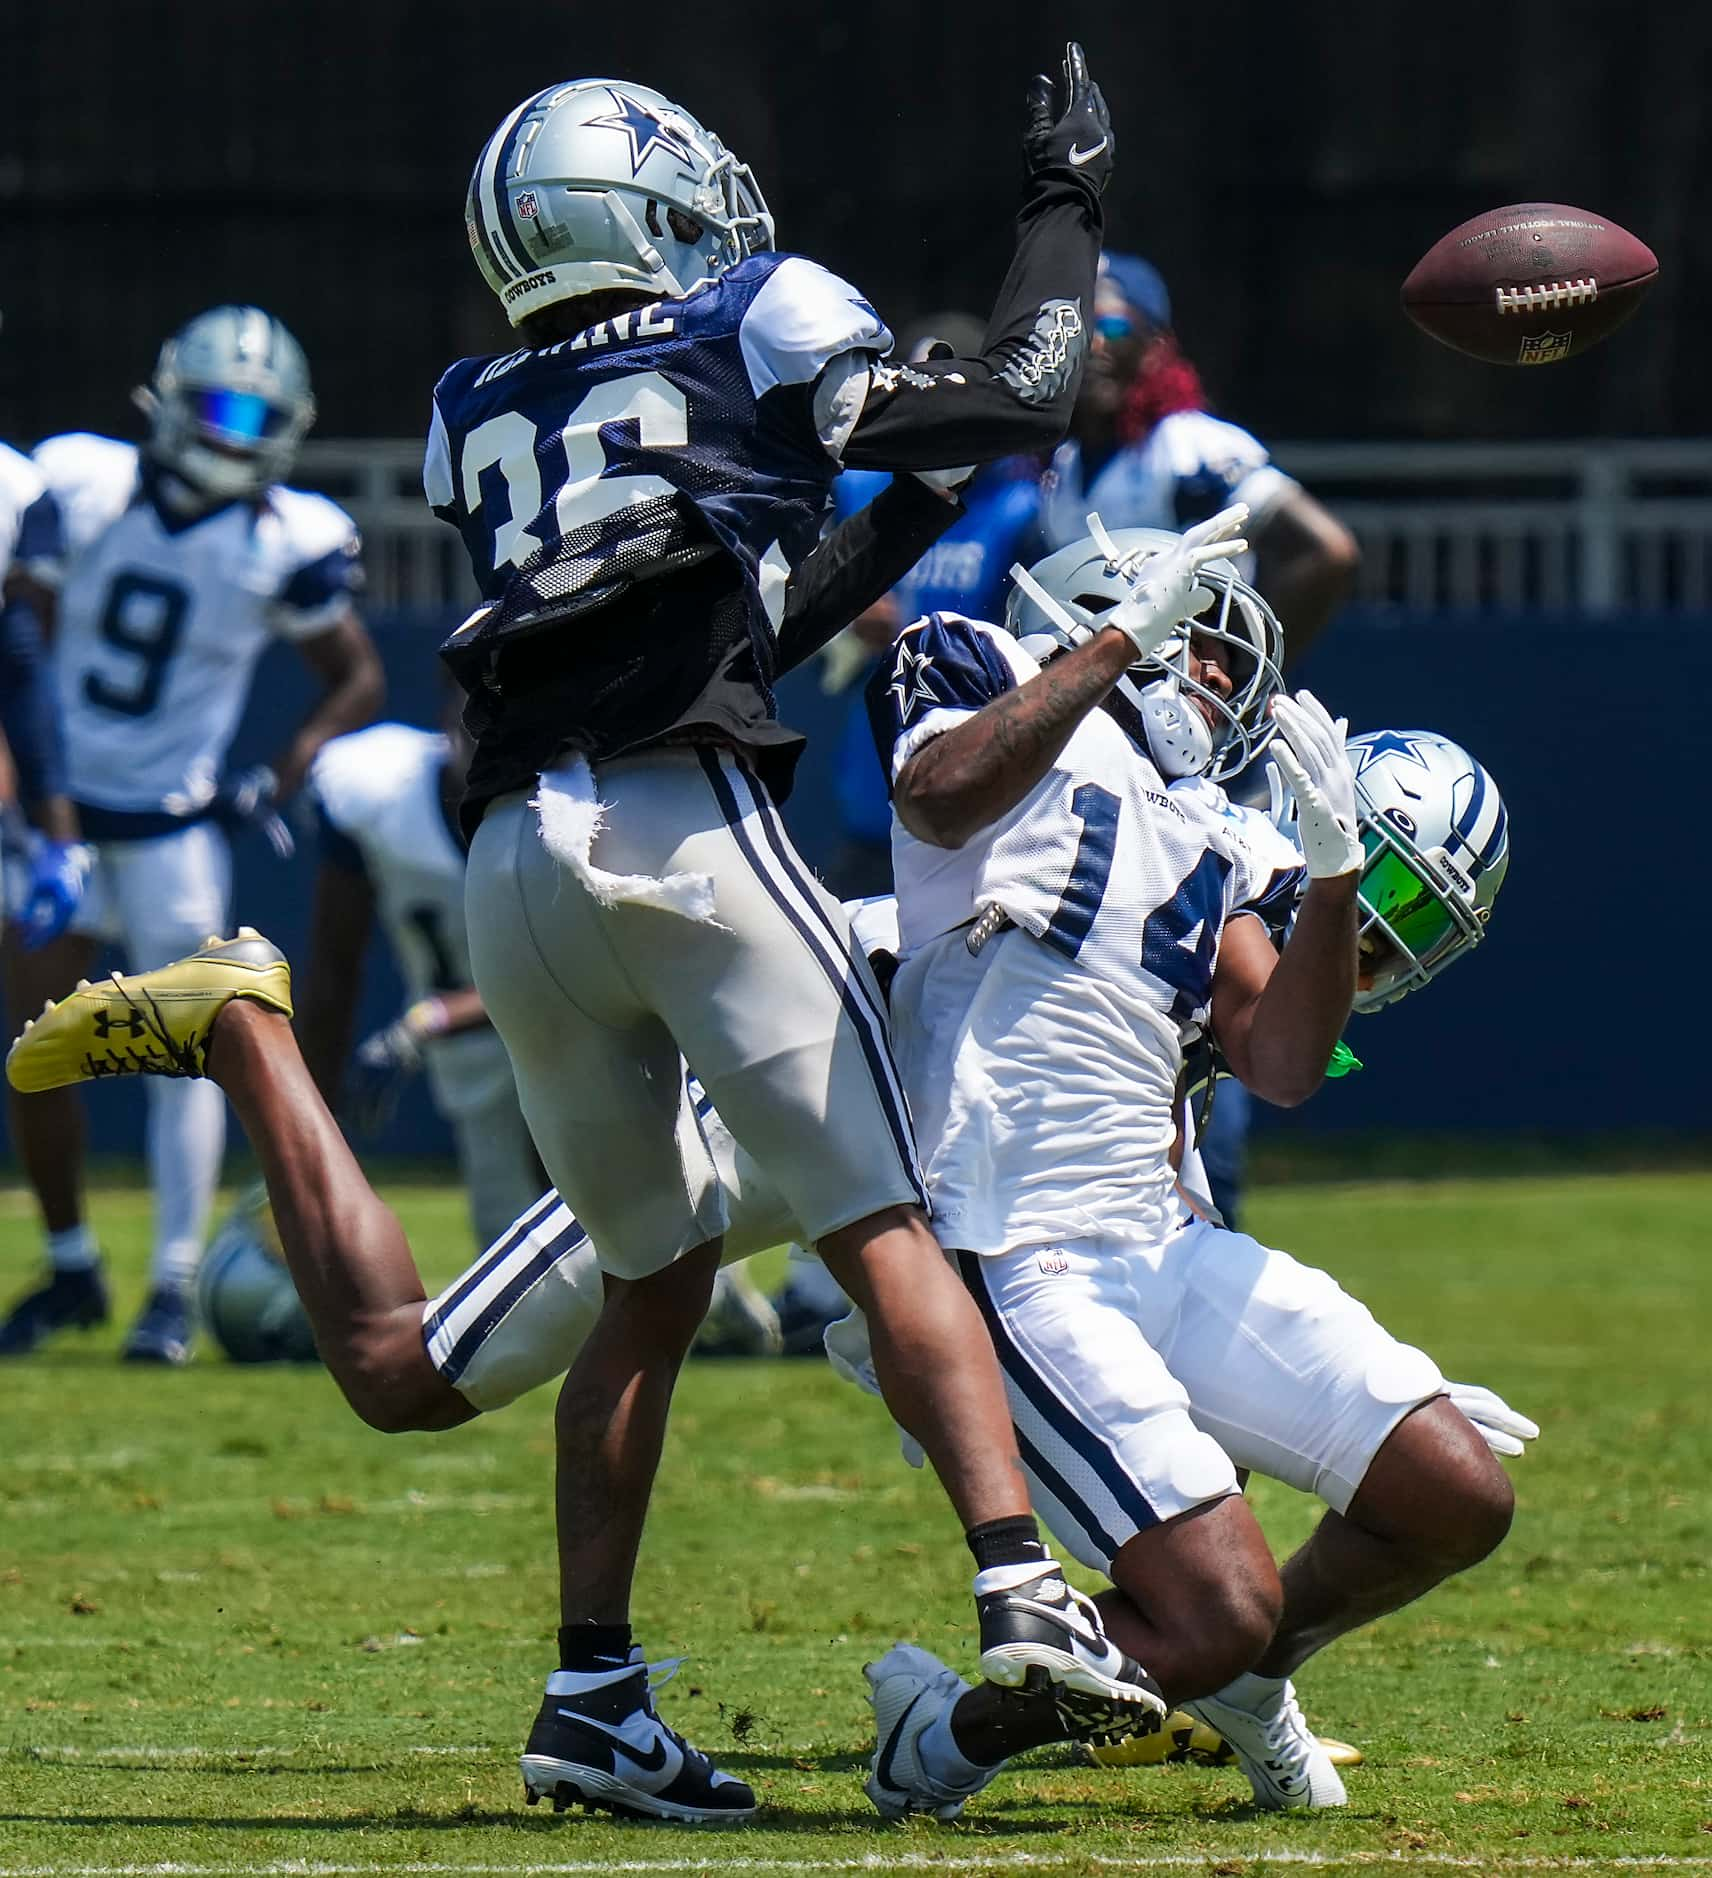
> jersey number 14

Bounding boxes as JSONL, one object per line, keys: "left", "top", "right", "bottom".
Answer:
{"left": 1046, "top": 783, "right": 1233, "bottom": 1024}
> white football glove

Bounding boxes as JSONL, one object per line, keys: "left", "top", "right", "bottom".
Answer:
{"left": 1446, "top": 1380, "right": 1540, "bottom": 1459}
{"left": 1097, "top": 503, "right": 1250, "bottom": 660}
{"left": 1270, "top": 690, "right": 1364, "bottom": 878}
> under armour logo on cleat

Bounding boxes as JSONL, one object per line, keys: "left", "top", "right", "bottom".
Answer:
{"left": 92, "top": 1008, "right": 147, "bottom": 1040}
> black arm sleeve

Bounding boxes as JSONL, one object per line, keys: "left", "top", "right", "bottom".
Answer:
{"left": 774, "top": 475, "right": 965, "bottom": 678}
{"left": 839, "top": 171, "right": 1103, "bottom": 472}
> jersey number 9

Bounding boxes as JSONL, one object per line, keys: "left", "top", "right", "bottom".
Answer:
{"left": 83, "top": 571, "right": 191, "bottom": 719}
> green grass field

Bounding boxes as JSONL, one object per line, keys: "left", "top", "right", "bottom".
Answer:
{"left": 2, "top": 1165, "right": 1708, "bottom": 1876}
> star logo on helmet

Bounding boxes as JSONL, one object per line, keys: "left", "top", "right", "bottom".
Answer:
{"left": 1353, "top": 731, "right": 1435, "bottom": 777}
{"left": 586, "top": 90, "right": 699, "bottom": 178}
{"left": 889, "top": 639, "right": 938, "bottom": 722}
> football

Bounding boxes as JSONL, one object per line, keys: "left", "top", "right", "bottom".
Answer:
{"left": 1401, "top": 203, "right": 1657, "bottom": 366}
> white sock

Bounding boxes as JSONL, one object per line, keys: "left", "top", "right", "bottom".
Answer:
{"left": 146, "top": 1076, "right": 224, "bottom": 1293}
{"left": 47, "top": 1225, "right": 100, "bottom": 1273}
{"left": 917, "top": 1702, "right": 998, "bottom": 1790}
{"left": 1215, "top": 1669, "right": 1288, "bottom": 1710}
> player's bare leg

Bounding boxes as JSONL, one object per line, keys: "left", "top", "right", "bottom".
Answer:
{"left": 204, "top": 1001, "right": 474, "bottom": 1432}
{"left": 4, "top": 931, "right": 100, "bottom": 1233}
{"left": 921, "top": 1493, "right": 1282, "bottom": 1772}
{"left": 551, "top": 1241, "right": 722, "bottom": 1624}
{"left": 818, "top": 1208, "right": 1034, "bottom": 1528}
{"left": 1252, "top": 1396, "right": 1514, "bottom": 1678}
{"left": 0, "top": 930, "right": 108, "bottom": 1354}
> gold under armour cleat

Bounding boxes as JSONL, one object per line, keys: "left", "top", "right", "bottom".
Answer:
{"left": 1084, "top": 1709, "right": 1362, "bottom": 1770}
{"left": 6, "top": 928, "right": 292, "bottom": 1094}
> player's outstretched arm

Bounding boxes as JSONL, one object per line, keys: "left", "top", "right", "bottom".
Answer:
{"left": 1211, "top": 693, "right": 1360, "bottom": 1107}
{"left": 273, "top": 610, "right": 384, "bottom": 799}
{"left": 840, "top": 41, "right": 1113, "bottom": 473}
{"left": 893, "top": 624, "right": 1137, "bottom": 848}
{"left": 775, "top": 474, "right": 968, "bottom": 677}
{"left": 891, "top": 516, "right": 1243, "bottom": 848}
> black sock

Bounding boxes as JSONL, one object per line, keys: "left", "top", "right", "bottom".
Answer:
{"left": 558, "top": 1622, "right": 634, "bottom": 1672}
{"left": 966, "top": 1515, "right": 1050, "bottom": 1575}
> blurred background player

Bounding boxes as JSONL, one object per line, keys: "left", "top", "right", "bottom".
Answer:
{"left": 0, "top": 305, "right": 382, "bottom": 1364}
{"left": 1041, "top": 252, "right": 1360, "bottom": 647}
{"left": 1041, "top": 251, "right": 1362, "bottom": 1227}
{"left": 1, "top": 398, "right": 85, "bottom": 962}
{"left": 295, "top": 693, "right": 545, "bottom": 1252}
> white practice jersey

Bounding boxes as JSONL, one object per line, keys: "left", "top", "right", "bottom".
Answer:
{"left": 0, "top": 442, "right": 61, "bottom": 582}
{"left": 869, "top": 613, "right": 1304, "bottom": 1254}
{"left": 1039, "top": 409, "right": 1295, "bottom": 577}
{"left": 309, "top": 723, "right": 514, "bottom": 1121}
{"left": 38, "top": 434, "right": 363, "bottom": 818}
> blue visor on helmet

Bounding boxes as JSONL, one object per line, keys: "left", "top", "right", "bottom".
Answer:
{"left": 191, "top": 387, "right": 292, "bottom": 444}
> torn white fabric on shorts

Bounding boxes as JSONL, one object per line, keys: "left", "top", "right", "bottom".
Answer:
{"left": 531, "top": 756, "right": 719, "bottom": 921}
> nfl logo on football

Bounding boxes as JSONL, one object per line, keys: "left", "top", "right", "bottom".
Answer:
{"left": 1517, "top": 329, "right": 1573, "bottom": 365}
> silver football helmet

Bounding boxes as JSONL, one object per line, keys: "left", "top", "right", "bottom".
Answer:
{"left": 1005, "top": 520, "right": 1285, "bottom": 781}
{"left": 466, "top": 80, "right": 774, "bottom": 326}
{"left": 136, "top": 306, "right": 315, "bottom": 501}
{"left": 195, "top": 1184, "right": 318, "bottom": 1365}
{"left": 1268, "top": 730, "right": 1509, "bottom": 1013}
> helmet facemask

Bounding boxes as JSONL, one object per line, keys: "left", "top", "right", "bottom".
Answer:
{"left": 1352, "top": 806, "right": 1489, "bottom": 1012}
{"left": 1007, "top": 519, "right": 1284, "bottom": 781}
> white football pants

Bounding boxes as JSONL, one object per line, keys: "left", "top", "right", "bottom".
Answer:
{"left": 71, "top": 821, "right": 231, "bottom": 1291}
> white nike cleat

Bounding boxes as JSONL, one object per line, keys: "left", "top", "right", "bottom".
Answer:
{"left": 863, "top": 1643, "right": 999, "bottom": 1821}
{"left": 975, "top": 1560, "right": 1168, "bottom": 1739}
{"left": 520, "top": 1651, "right": 755, "bottom": 1822}
{"left": 1185, "top": 1674, "right": 1348, "bottom": 1810}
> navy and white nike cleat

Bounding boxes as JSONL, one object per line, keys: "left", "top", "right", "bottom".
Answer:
{"left": 864, "top": 1642, "right": 999, "bottom": 1821}
{"left": 0, "top": 1264, "right": 110, "bottom": 1357}
{"left": 975, "top": 1560, "right": 1168, "bottom": 1741}
{"left": 520, "top": 1651, "right": 756, "bottom": 1822}
{"left": 122, "top": 1287, "right": 194, "bottom": 1366}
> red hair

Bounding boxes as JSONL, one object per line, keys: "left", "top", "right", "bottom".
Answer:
{"left": 1117, "top": 334, "right": 1208, "bottom": 444}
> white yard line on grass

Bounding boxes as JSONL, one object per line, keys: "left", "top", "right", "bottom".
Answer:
{"left": 20, "top": 1746, "right": 498, "bottom": 1761}
{"left": 0, "top": 1491, "right": 534, "bottom": 1522}
{"left": 2, "top": 1855, "right": 1711, "bottom": 1875}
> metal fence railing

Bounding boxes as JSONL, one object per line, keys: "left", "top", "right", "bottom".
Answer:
{"left": 298, "top": 439, "right": 1712, "bottom": 617}
{"left": 1274, "top": 441, "right": 1712, "bottom": 614}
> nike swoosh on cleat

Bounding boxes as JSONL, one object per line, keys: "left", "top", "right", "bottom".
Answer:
{"left": 553, "top": 1708, "right": 671, "bottom": 1774}
{"left": 874, "top": 1690, "right": 926, "bottom": 1796}
{"left": 1068, "top": 138, "right": 1109, "bottom": 167}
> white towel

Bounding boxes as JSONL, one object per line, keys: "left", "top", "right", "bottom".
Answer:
{"left": 531, "top": 757, "right": 719, "bottom": 922}
{"left": 824, "top": 1307, "right": 928, "bottom": 1470}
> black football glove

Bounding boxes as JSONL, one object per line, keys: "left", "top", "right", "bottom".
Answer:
{"left": 1022, "top": 40, "right": 1114, "bottom": 197}
{"left": 209, "top": 764, "right": 295, "bottom": 861}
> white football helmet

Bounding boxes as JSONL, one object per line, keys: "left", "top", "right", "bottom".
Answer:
{"left": 1268, "top": 730, "right": 1509, "bottom": 1013}
{"left": 466, "top": 79, "right": 774, "bottom": 326}
{"left": 136, "top": 306, "right": 315, "bottom": 501}
{"left": 1005, "top": 521, "right": 1285, "bottom": 781}
{"left": 195, "top": 1184, "right": 318, "bottom": 1365}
